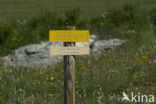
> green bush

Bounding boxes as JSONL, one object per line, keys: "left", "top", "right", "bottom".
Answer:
{"left": 0, "top": 22, "right": 12, "bottom": 44}
{"left": 0, "top": 5, "right": 156, "bottom": 55}
{"left": 64, "top": 8, "right": 80, "bottom": 26}
{"left": 149, "top": 8, "right": 156, "bottom": 34}
{"left": 149, "top": 8, "right": 156, "bottom": 25}
{"left": 89, "top": 4, "right": 152, "bottom": 39}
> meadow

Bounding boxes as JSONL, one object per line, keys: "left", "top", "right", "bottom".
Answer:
{"left": 0, "top": 41, "right": 156, "bottom": 103}
{"left": 0, "top": 0, "right": 156, "bottom": 19}
{"left": 0, "top": 0, "right": 156, "bottom": 104}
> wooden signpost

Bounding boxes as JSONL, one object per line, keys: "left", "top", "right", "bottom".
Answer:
{"left": 49, "top": 26, "right": 89, "bottom": 104}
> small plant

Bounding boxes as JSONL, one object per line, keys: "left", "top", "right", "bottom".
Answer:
{"left": 0, "top": 22, "right": 12, "bottom": 44}
{"left": 64, "top": 8, "right": 80, "bottom": 26}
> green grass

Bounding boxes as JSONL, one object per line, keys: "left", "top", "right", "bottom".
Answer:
{"left": 0, "top": 3, "right": 156, "bottom": 55}
{"left": 0, "top": 38, "right": 156, "bottom": 103}
{"left": 0, "top": 0, "right": 156, "bottom": 19}
{"left": 0, "top": 0, "right": 156, "bottom": 103}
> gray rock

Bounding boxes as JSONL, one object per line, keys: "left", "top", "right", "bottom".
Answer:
{"left": 2, "top": 35, "right": 126, "bottom": 67}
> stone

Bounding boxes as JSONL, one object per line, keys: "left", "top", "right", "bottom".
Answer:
{"left": 1, "top": 35, "right": 126, "bottom": 67}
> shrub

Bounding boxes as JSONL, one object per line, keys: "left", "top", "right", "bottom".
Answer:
{"left": 149, "top": 8, "right": 156, "bottom": 25}
{"left": 0, "top": 22, "right": 12, "bottom": 44}
{"left": 89, "top": 4, "right": 152, "bottom": 39}
{"left": 64, "top": 8, "right": 80, "bottom": 26}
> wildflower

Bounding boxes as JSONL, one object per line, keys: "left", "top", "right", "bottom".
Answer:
{"left": 32, "top": 81, "right": 40, "bottom": 86}
{"left": 48, "top": 93, "right": 54, "bottom": 97}
{"left": 40, "top": 71, "right": 44, "bottom": 75}
{"left": 146, "top": 82, "right": 150, "bottom": 86}
{"left": 11, "top": 37, "right": 17, "bottom": 41}
{"left": 37, "top": 81, "right": 40, "bottom": 86}
{"left": 142, "top": 55, "right": 148, "bottom": 61}
{"left": 11, "top": 36, "right": 20, "bottom": 42}
{"left": 32, "top": 82, "right": 36, "bottom": 85}
{"left": 140, "top": 72, "right": 145, "bottom": 77}
{"left": 61, "top": 82, "right": 64, "bottom": 86}
{"left": 139, "top": 60, "right": 143, "bottom": 63}
{"left": 135, "top": 57, "right": 139, "bottom": 61}
{"left": 93, "top": 98, "right": 96, "bottom": 101}
{"left": 133, "top": 74, "right": 137, "bottom": 79}
{"left": 30, "top": 100, "right": 34, "bottom": 104}
{"left": 153, "top": 60, "right": 156, "bottom": 63}
{"left": 50, "top": 77, "right": 54, "bottom": 80}
{"left": 76, "top": 85, "right": 79, "bottom": 88}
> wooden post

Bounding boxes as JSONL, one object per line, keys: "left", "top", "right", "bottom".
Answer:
{"left": 64, "top": 26, "right": 75, "bottom": 104}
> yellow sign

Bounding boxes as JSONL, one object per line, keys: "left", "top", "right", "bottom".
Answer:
{"left": 49, "top": 30, "right": 89, "bottom": 42}
{"left": 50, "top": 47, "right": 90, "bottom": 55}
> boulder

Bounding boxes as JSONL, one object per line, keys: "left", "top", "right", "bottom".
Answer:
{"left": 2, "top": 35, "right": 126, "bottom": 67}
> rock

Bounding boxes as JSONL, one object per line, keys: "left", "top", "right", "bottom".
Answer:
{"left": 2, "top": 35, "right": 126, "bottom": 67}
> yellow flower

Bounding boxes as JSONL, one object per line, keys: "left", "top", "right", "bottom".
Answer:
{"left": 48, "top": 93, "right": 54, "bottom": 97}
{"left": 11, "top": 36, "right": 20, "bottom": 42}
{"left": 30, "top": 100, "right": 34, "bottom": 104}
{"left": 32, "top": 82, "right": 36, "bottom": 85}
{"left": 139, "top": 60, "right": 143, "bottom": 63}
{"left": 40, "top": 71, "right": 44, "bottom": 75}
{"left": 135, "top": 57, "right": 139, "bottom": 61}
{"left": 146, "top": 82, "right": 150, "bottom": 85}
{"left": 11, "top": 37, "right": 17, "bottom": 41}
{"left": 140, "top": 72, "right": 145, "bottom": 77}
{"left": 142, "top": 55, "right": 148, "bottom": 61}
{"left": 33, "top": 81, "right": 40, "bottom": 86}
{"left": 50, "top": 77, "right": 54, "bottom": 80}
{"left": 153, "top": 60, "right": 156, "bottom": 63}
{"left": 93, "top": 98, "right": 96, "bottom": 101}
{"left": 76, "top": 85, "right": 79, "bottom": 88}
{"left": 37, "top": 81, "right": 40, "bottom": 86}
{"left": 76, "top": 81, "right": 79, "bottom": 84}
{"left": 61, "top": 82, "right": 64, "bottom": 86}
{"left": 103, "top": 53, "right": 107, "bottom": 56}
{"left": 133, "top": 74, "right": 137, "bottom": 79}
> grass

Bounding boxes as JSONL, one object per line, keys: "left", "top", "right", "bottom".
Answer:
{"left": 0, "top": 0, "right": 156, "bottom": 103}
{"left": 0, "top": 0, "right": 156, "bottom": 19}
{"left": 0, "top": 16, "right": 156, "bottom": 103}
{"left": 0, "top": 4, "right": 156, "bottom": 55}
{"left": 0, "top": 38, "right": 156, "bottom": 103}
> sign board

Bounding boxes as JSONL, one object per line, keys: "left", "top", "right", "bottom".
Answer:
{"left": 50, "top": 47, "right": 90, "bottom": 55}
{"left": 49, "top": 30, "right": 89, "bottom": 42}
